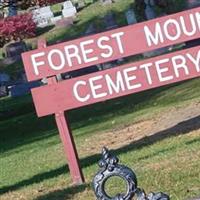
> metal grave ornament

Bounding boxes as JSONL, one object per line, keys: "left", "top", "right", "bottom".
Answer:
{"left": 93, "top": 147, "right": 170, "bottom": 200}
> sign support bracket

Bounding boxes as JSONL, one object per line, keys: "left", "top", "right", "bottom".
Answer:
{"left": 55, "top": 111, "right": 85, "bottom": 184}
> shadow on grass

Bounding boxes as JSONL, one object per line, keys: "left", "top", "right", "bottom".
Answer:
{"left": 0, "top": 81, "right": 179, "bottom": 155}
{"left": 36, "top": 25, "right": 55, "bottom": 37}
{"left": 36, "top": 183, "right": 90, "bottom": 200}
{"left": 1, "top": 115, "right": 200, "bottom": 197}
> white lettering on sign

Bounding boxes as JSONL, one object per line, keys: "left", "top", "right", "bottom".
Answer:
{"left": 111, "top": 32, "right": 125, "bottom": 54}
{"left": 31, "top": 52, "right": 45, "bottom": 76}
{"left": 155, "top": 58, "right": 173, "bottom": 82}
{"left": 80, "top": 39, "right": 98, "bottom": 63}
{"left": 65, "top": 45, "right": 82, "bottom": 67}
{"left": 105, "top": 72, "right": 125, "bottom": 95}
{"left": 73, "top": 49, "right": 200, "bottom": 103}
{"left": 73, "top": 81, "right": 90, "bottom": 102}
{"left": 144, "top": 12, "right": 200, "bottom": 47}
{"left": 171, "top": 55, "right": 189, "bottom": 78}
{"left": 123, "top": 67, "right": 142, "bottom": 90}
{"left": 140, "top": 63, "right": 153, "bottom": 85}
{"left": 48, "top": 49, "right": 65, "bottom": 70}
{"left": 89, "top": 76, "right": 107, "bottom": 99}
{"left": 97, "top": 36, "right": 113, "bottom": 58}
{"left": 31, "top": 32, "right": 125, "bottom": 76}
{"left": 186, "top": 50, "right": 200, "bottom": 72}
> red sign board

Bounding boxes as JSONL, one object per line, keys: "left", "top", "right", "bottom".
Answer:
{"left": 22, "top": 7, "right": 200, "bottom": 185}
{"left": 32, "top": 45, "right": 200, "bottom": 117}
{"left": 22, "top": 7, "right": 200, "bottom": 81}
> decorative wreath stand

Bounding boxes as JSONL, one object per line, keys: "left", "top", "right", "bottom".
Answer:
{"left": 93, "top": 147, "right": 170, "bottom": 200}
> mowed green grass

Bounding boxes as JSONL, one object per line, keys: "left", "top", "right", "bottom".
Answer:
{"left": 0, "top": 1, "right": 199, "bottom": 199}
{"left": 0, "top": 78, "right": 200, "bottom": 200}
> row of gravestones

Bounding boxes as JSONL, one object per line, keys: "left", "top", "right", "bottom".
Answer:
{"left": 32, "top": 0, "right": 115, "bottom": 28}
{"left": 1, "top": 0, "right": 200, "bottom": 61}
{"left": 0, "top": 0, "right": 116, "bottom": 63}
{"left": 67, "top": 0, "right": 200, "bottom": 78}
{"left": 32, "top": 1, "right": 77, "bottom": 28}
{"left": 0, "top": 0, "right": 116, "bottom": 97}
{"left": 80, "top": 0, "right": 160, "bottom": 75}
{"left": 1, "top": 0, "right": 200, "bottom": 98}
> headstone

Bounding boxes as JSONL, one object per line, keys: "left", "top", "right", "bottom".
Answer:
{"left": 125, "top": 8, "right": 137, "bottom": 25}
{"left": 144, "top": 0, "right": 156, "bottom": 20}
{"left": 187, "top": 0, "right": 200, "bottom": 8}
{"left": 0, "top": 56, "right": 21, "bottom": 66}
{"left": 5, "top": 41, "right": 27, "bottom": 58}
{"left": 84, "top": 23, "right": 96, "bottom": 36}
{"left": 62, "top": 1, "right": 77, "bottom": 18}
{"left": 0, "top": 73, "right": 10, "bottom": 84}
{"left": 32, "top": 6, "right": 54, "bottom": 27}
{"left": 75, "top": 1, "right": 85, "bottom": 10}
{"left": 104, "top": 12, "right": 118, "bottom": 30}
{"left": 0, "top": 86, "right": 7, "bottom": 97}
{"left": 51, "top": 16, "right": 62, "bottom": 24}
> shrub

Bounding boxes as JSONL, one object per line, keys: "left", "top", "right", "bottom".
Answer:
{"left": 0, "top": 13, "right": 36, "bottom": 47}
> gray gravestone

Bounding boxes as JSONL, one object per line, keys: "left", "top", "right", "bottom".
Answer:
{"left": 125, "top": 8, "right": 137, "bottom": 25}
{"left": 0, "top": 73, "right": 10, "bottom": 84}
{"left": 144, "top": 0, "right": 156, "bottom": 20}
{"left": 187, "top": 0, "right": 200, "bottom": 8}
{"left": 84, "top": 23, "right": 96, "bottom": 36}
{"left": 32, "top": 6, "right": 54, "bottom": 27}
{"left": 0, "top": 86, "right": 7, "bottom": 97}
{"left": 143, "top": 0, "right": 169, "bottom": 57}
{"left": 104, "top": 12, "right": 118, "bottom": 30}
{"left": 5, "top": 41, "right": 27, "bottom": 58}
{"left": 62, "top": 1, "right": 77, "bottom": 18}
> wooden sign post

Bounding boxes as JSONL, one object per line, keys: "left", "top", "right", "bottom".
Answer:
{"left": 22, "top": 7, "right": 200, "bottom": 184}
{"left": 37, "top": 39, "right": 84, "bottom": 184}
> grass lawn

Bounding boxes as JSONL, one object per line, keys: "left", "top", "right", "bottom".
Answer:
{"left": 0, "top": 78, "right": 200, "bottom": 200}
{"left": 0, "top": 1, "right": 199, "bottom": 199}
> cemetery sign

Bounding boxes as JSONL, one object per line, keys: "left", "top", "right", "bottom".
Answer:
{"left": 22, "top": 7, "right": 200, "bottom": 185}
{"left": 23, "top": 7, "right": 200, "bottom": 81}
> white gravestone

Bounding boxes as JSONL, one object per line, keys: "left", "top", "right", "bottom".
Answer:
{"left": 32, "top": 6, "right": 54, "bottom": 27}
{"left": 62, "top": 1, "right": 77, "bottom": 18}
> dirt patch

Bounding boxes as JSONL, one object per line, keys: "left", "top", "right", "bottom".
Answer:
{"left": 79, "top": 100, "right": 200, "bottom": 158}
